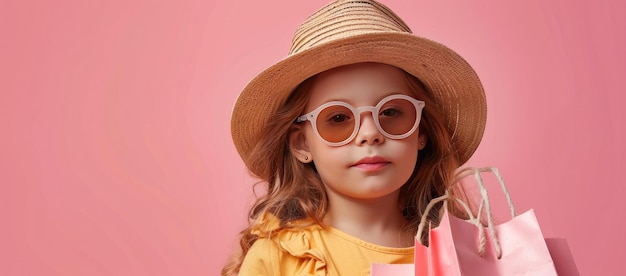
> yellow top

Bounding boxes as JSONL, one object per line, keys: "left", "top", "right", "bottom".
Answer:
{"left": 238, "top": 215, "right": 414, "bottom": 276}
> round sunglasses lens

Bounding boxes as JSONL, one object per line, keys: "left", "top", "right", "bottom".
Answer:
{"left": 316, "top": 105, "right": 355, "bottom": 143}
{"left": 378, "top": 98, "right": 417, "bottom": 135}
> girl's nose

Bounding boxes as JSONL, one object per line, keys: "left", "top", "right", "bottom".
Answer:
{"left": 354, "top": 113, "right": 384, "bottom": 145}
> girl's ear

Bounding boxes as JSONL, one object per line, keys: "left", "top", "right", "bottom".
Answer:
{"left": 289, "top": 124, "right": 313, "bottom": 163}
{"left": 418, "top": 133, "right": 428, "bottom": 150}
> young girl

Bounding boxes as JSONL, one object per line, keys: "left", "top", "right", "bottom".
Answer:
{"left": 225, "top": 0, "right": 486, "bottom": 275}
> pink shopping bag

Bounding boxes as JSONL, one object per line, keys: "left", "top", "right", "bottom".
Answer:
{"left": 372, "top": 167, "right": 578, "bottom": 276}
{"left": 415, "top": 209, "right": 557, "bottom": 275}
{"left": 370, "top": 263, "right": 413, "bottom": 275}
{"left": 545, "top": 238, "right": 580, "bottom": 276}
{"left": 371, "top": 237, "right": 579, "bottom": 276}
{"left": 414, "top": 167, "right": 567, "bottom": 275}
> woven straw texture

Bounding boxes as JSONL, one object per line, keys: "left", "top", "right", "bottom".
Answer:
{"left": 231, "top": 0, "right": 486, "bottom": 174}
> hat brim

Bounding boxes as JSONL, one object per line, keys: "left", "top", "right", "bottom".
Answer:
{"left": 231, "top": 32, "right": 486, "bottom": 167}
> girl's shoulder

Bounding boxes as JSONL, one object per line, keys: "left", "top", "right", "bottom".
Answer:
{"left": 241, "top": 212, "right": 414, "bottom": 275}
{"left": 251, "top": 212, "right": 327, "bottom": 255}
{"left": 242, "top": 213, "right": 327, "bottom": 275}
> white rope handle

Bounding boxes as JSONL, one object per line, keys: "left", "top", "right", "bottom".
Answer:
{"left": 416, "top": 194, "right": 448, "bottom": 243}
{"left": 456, "top": 166, "right": 515, "bottom": 259}
{"left": 456, "top": 166, "right": 516, "bottom": 218}
{"left": 416, "top": 193, "right": 487, "bottom": 256}
{"left": 416, "top": 167, "right": 515, "bottom": 259}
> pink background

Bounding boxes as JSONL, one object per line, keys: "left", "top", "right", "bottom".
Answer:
{"left": 1, "top": 0, "right": 624, "bottom": 275}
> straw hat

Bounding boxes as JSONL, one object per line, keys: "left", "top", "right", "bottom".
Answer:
{"left": 231, "top": 0, "right": 486, "bottom": 172}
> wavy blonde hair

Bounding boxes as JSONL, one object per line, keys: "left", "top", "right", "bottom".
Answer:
{"left": 222, "top": 66, "right": 467, "bottom": 275}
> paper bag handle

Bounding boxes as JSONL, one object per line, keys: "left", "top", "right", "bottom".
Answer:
{"left": 456, "top": 166, "right": 516, "bottom": 218}
{"left": 416, "top": 167, "right": 516, "bottom": 259}
{"left": 415, "top": 193, "right": 490, "bottom": 256}
{"left": 456, "top": 166, "right": 516, "bottom": 259}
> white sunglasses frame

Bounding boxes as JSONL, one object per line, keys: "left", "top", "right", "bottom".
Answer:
{"left": 295, "top": 94, "right": 425, "bottom": 146}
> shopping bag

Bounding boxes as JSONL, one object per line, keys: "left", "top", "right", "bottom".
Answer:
{"left": 372, "top": 167, "right": 579, "bottom": 276}
{"left": 370, "top": 263, "right": 413, "bottom": 275}
{"left": 414, "top": 167, "right": 559, "bottom": 276}
{"left": 545, "top": 238, "right": 580, "bottom": 276}
{"left": 370, "top": 237, "right": 580, "bottom": 275}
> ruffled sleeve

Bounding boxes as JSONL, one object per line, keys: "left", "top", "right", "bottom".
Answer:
{"left": 241, "top": 213, "right": 328, "bottom": 276}
{"left": 276, "top": 229, "right": 327, "bottom": 275}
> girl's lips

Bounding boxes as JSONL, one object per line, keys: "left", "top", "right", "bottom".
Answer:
{"left": 353, "top": 162, "right": 389, "bottom": 171}
{"left": 352, "top": 156, "right": 390, "bottom": 171}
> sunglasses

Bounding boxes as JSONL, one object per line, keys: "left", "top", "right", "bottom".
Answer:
{"left": 295, "top": 94, "right": 425, "bottom": 146}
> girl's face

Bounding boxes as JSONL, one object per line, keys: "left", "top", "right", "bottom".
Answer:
{"left": 292, "top": 63, "right": 427, "bottom": 202}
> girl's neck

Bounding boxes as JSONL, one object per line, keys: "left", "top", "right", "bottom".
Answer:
{"left": 323, "top": 190, "right": 413, "bottom": 247}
